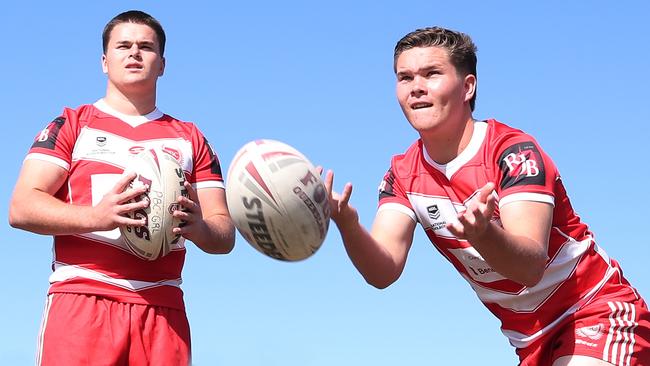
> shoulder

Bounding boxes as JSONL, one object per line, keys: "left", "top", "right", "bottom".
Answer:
{"left": 390, "top": 140, "right": 424, "bottom": 179}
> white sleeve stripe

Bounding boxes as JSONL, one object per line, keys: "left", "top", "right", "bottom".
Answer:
{"left": 499, "top": 192, "right": 555, "bottom": 208}
{"left": 195, "top": 181, "right": 225, "bottom": 190}
{"left": 378, "top": 202, "right": 417, "bottom": 222}
{"left": 25, "top": 153, "right": 70, "bottom": 171}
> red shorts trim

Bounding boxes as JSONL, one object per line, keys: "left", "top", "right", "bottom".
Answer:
{"left": 517, "top": 291, "right": 650, "bottom": 366}
{"left": 37, "top": 293, "right": 191, "bottom": 366}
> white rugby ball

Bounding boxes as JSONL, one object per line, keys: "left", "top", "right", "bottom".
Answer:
{"left": 226, "top": 139, "right": 330, "bottom": 261}
{"left": 120, "top": 147, "right": 188, "bottom": 261}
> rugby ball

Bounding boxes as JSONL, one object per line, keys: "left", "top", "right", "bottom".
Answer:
{"left": 226, "top": 139, "right": 330, "bottom": 261}
{"left": 120, "top": 147, "right": 188, "bottom": 261}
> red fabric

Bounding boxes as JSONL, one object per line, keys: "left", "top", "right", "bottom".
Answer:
{"left": 38, "top": 293, "right": 191, "bottom": 366}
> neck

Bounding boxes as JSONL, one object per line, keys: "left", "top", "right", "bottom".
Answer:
{"left": 104, "top": 83, "right": 157, "bottom": 116}
{"left": 420, "top": 113, "right": 475, "bottom": 165}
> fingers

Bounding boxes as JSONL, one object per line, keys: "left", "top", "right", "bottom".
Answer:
{"left": 113, "top": 171, "right": 139, "bottom": 193}
{"left": 183, "top": 181, "right": 199, "bottom": 202}
{"left": 325, "top": 170, "right": 334, "bottom": 194}
{"left": 478, "top": 182, "right": 495, "bottom": 204}
{"left": 118, "top": 198, "right": 150, "bottom": 214}
{"left": 339, "top": 182, "right": 353, "bottom": 208}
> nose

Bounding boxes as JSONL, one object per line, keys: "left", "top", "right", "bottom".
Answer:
{"left": 411, "top": 76, "right": 426, "bottom": 97}
{"left": 129, "top": 44, "right": 142, "bottom": 59}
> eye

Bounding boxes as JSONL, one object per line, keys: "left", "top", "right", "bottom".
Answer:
{"left": 397, "top": 74, "right": 413, "bottom": 82}
{"left": 426, "top": 70, "right": 439, "bottom": 77}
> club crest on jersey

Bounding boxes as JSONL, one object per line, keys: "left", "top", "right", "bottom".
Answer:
{"left": 96, "top": 136, "right": 107, "bottom": 147}
{"left": 427, "top": 204, "right": 440, "bottom": 220}
{"left": 498, "top": 141, "right": 545, "bottom": 190}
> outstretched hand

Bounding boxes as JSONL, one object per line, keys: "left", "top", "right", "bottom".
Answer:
{"left": 322, "top": 169, "right": 358, "bottom": 227}
{"left": 447, "top": 182, "right": 497, "bottom": 241}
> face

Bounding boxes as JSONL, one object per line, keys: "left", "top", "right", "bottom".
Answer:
{"left": 101, "top": 22, "right": 165, "bottom": 92}
{"left": 395, "top": 46, "right": 475, "bottom": 134}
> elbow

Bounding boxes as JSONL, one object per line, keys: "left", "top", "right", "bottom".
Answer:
{"left": 364, "top": 272, "right": 399, "bottom": 290}
{"left": 518, "top": 259, "right": 547, "bottom": 287}
{"left": 202, "top": 231, "right": 235, "bottom": 255}
{"left": 8, "top": 201, "right": 27, "bottom": 230}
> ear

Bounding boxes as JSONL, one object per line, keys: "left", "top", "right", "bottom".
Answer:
{"left": 463, "top": 73, "right": 477, "bottom": 103}
{"left": 101, "top": 54, "right": 108, "bottom": 74}
{"left": 159, "top": 56, "right": 166, "bottom": 77}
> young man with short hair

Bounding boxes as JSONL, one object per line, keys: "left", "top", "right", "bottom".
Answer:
{"left": 326, "top": 27, "right": 650, "bottom": 365}
{"left": 9, "top": 10, "right": 235, "bottom": 365}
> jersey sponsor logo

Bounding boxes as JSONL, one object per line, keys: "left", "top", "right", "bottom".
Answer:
{"left": 96, "top": 136, "right": 107, "bottom": 147}
{"left": 32, "top": 116, "right": 66, "bottom": 150}
{"left": 378, "top": 169, "right": 396, "bottom": 200}
{"left": 129, "top": 145, "right": 145, "bottom": 154}
{"left": 162, "top": 146, "right": 181, "bottom": 163}
{"left": 575, "top": 324, "right": 604, "bottom": 340}
{"left": 498, "top": 141, "right": 545, "bottom": 190}
{"left": 448, "top": 247, "right": 506, "bottom": 283}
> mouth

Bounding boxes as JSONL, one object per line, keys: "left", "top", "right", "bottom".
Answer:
{"left": 410, "top": 102, "right": 433, "bottom": 110}
{"left": 125, "top": 63, "right": 143, "bottom": 70}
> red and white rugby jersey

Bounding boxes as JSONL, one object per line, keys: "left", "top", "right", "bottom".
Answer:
{"left": 378, "top": 119, "right": 638, "bottom": 348}
{"left": 26, "top": 99, "right": 224, "bottom": 310}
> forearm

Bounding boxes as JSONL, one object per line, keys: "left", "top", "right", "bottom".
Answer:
{"left": 335, "top": 218, "right": 403, "bottom": 289}
{"left": 190, "top": 214, "right": 235, "bottom": 254}
{"left": 470, "top": 223, "right": 548, "bottom": 287}
{"left": 9, "top": 189, "right": 99, "bottom": 235}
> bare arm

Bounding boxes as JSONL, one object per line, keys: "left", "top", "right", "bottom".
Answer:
{"left": 172, "top": 182, "right": 235, "bottom": 254}
{"left": 326, "top": 171, "right": 416, "bottom": 289}
{"left": 9, "top": 159, "right": 149, "bottom": 235}
{"left": 447, "top": 182, "right": 552, "bottom": 287}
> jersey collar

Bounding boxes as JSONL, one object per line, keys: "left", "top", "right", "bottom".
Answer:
{"left": 423, "top": 120, "right": 488, "bottom": 179}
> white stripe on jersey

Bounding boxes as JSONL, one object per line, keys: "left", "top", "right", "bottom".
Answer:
{"left": 604, "top": 301, "right": 638, "bottom": 366}
{"left": 498, "top": 191, "right": 555, "bottom": 208}
{"left": 25, "top": 153, "right": 70, "bottom": 171}
{"left": 502, "top": 266, "right": 618, "bottom": 348}
{"left": 35, "top": 294, "right": 54, "bottom": 366}
{"left": 377, "top": 202, "right": 417, "bottom": 222}
{"left": 469, "top": 236, "right": 595, "bottom": 311}
{"left": 72, "top": 126, "right": 195, "bottom": 172}
{"left": 49, "top": 263, "right": 182, "bottom": 291}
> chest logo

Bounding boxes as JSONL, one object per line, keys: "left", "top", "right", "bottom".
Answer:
{"left": 427, "top": 204, "right": 440, "bottom": 220}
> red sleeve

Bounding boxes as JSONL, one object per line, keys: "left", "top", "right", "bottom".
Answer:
{"left": 377, "top": 157, "right": 414, "bottom": 212}
{"left": 188, "top": 124, "right": 223, "bottom": 188}
{"left": 27, "top": 107, "right": 81, "bottom": 170}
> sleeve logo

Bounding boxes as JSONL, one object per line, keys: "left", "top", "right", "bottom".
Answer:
{"left": 498, "top": 141, "right": 545, "bottom": 189}
{"left": 378, "top": 168, "right": 396, "bottom": 200}
{"left": 32, "top": 116, "right": 66, "bottom": 150}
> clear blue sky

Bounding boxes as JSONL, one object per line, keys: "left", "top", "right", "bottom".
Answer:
{"left": 2, "top": 1, "right": 649, "bottom": 365}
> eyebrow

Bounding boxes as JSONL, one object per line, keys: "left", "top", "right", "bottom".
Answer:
{"left": 114, "top": 40, "right": 156, "bottom": 46}
{"left": 396, "top": 63, "right": 443, "bottom": 75}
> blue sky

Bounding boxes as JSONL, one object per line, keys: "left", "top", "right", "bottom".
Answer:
{"left": 1, "top": 1, "right": 649, "bottom": 365}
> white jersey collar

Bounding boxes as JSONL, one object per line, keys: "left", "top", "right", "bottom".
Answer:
{"left": 423, "top": 120, "right": 488, "bottom": 179}
{"left": 93, "top": 99, "right": 164, "bottom": 127}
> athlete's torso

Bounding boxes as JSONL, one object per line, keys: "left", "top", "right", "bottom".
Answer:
{"left": 27, "top": 100, "right": 224, "bottom": 309}
{"left": 378, "top": 119, "right": 623, "bottom": 347}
